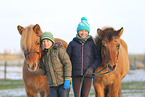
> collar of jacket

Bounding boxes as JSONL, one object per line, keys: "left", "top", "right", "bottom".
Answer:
{"left": 53, "top": 41, "right": 64, "bottom": 49}
{"left": 41, "top": 41, "right": 64, "bottom": 55}
{"left": 73, "top": 36, "right": 93, "bottom": 43}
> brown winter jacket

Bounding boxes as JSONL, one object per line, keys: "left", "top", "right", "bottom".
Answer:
{"left": 33, "top": 42, "right": 72, "bottom": 87}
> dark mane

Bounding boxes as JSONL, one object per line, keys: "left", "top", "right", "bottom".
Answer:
{"left": 93, "top": 26, "right": 129, "bottom": 97}
{"left": 94, "top": 27, "right": 116, "bottom": 51}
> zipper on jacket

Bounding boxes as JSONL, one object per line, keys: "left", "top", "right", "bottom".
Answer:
{"left": 81, "top": 43, "right": 84, "bottom": 75}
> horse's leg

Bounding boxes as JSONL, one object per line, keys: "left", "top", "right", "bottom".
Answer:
{"left": 107, "top": 81, "right": 121, "bottom": 97}
{"left": 118, "top": 88, "right": 123, "bottom": 97}
{"left": 45, "top": 92, "right": 50, "bottom": 97}
{"left": 93, "top": 82, "right": 105, "bottom": 97}
{"left": 45, "top": 90, "right": 50, "bottom": 97}
{"left": 39, "top": 91, "right": 44, "bottom": 97}
{"left": 39, "top": 90, "right": 50, "bottom": 97}
{"left": 25, "top": 87, "right": 38, "bottom": 97}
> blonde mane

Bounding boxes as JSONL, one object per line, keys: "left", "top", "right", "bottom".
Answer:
{"left": 21, "top": 25, "right": 38, "bottom": 51}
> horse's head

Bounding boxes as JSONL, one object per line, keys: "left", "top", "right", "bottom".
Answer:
{"left": 96, "top": 27, "right": 123, "bottom": 72}
{"left": 17, "top": 24, "right": 42, "bottom": 70}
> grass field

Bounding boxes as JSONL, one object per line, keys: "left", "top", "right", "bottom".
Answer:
{"left": 0, "top": 79, "right": 145, "bottom": 96}
{"left": 0, "top": 79, "right": 24, "bottom": 90}
{"left": 0, "top": 53, "right": 144, "bottom": 61}
{"left": 0, "top": 53, "right": 145, "bottom": 96}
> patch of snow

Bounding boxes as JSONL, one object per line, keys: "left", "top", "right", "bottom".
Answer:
{"left": 122, "top": 69, "right": 145, "bottom": 82}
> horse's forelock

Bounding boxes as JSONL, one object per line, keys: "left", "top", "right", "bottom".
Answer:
{"left": 95, "top": 27, "right": 117, "bottom": 51}
{"left": 21, "top": 25, "right": 38, "bottom": 52}
{"left": 101, "top": 27, "right": 117, "bottom": 41}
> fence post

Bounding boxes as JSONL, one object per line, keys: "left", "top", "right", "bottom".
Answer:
{"left": 134, "top": 57, "right": 136, "bottom": 68}
{"left": 144, "top": 53, "right": 145, "bottom": 67}
{"left": 4, "top": 61, "right": 7, "bottom": 80}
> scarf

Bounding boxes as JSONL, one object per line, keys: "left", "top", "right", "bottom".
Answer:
{"left": 76, "top": 34, "right": 91, "bottom": 43}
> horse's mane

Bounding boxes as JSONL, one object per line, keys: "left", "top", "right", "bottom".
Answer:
{"left": 94, "top": 27, "right": 117, "bottom": 51}
{"left": 21, "top": 25, "right": 38, "bottom": 51}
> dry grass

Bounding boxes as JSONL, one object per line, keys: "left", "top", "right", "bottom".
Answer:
{"left": 0, "top": 54, "right": 24, "bottom": 61}
{"left": 128, "top": 54, "right": 145, "bottom": 61}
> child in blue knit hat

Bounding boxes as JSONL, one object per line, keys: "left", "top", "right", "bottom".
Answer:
{"left": 67, "top": 17, "right": 102, "bottom": 97}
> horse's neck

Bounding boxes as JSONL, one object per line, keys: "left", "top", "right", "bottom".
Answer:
{"left": 99, "top": 62, "right": 106, "bottom": 68}
{"left": 119, "top": 39, "right": 128, "bottom": 54}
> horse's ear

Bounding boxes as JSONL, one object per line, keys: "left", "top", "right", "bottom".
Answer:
{"left": 17, "top": 25, "right": 24, "bottom": 35}
{"left": 33, "top": 24, "right": 42, "bottom": 36}
{"left": 97, "top": 28, "right": 103, "bottom": 39}
{"left": 116, "top": 27, "right": 123, "bottom": 38}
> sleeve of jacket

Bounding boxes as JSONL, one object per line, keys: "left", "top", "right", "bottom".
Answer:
{"left": 59, "top": 48, "right": 72, "bottom": 78}
{"left": 90, "top": 43, "right": 102, "bottom": 71}
{"left": 66, "top": 42, "right": 72, "bottom": 59}
{"left": 27, "top": 58, "right": 47, "bottom": 76}
{"left": 33, "top": 66, "right": 46, "bottom": 76}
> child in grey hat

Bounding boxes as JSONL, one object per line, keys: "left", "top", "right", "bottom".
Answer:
{"left": 28, "top": 32, "right": 72, "bottom": 97}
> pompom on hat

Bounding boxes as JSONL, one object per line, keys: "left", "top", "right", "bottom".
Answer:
{"left": 77, "top": 17, "right": 90, "bottom": 33}
{"left": 41, "top": 32, "right": 54, "bottom": 43}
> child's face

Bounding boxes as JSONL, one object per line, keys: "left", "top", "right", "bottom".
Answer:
{"left": 42, "top": 39, "right": 53, "bottom": 49}
{"left": 78, "top": 30, "right": 88, "bottom": 38}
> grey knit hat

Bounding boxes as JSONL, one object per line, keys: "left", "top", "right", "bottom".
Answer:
{"left": 41, "top": 32, "right": 54, "bottom": 43}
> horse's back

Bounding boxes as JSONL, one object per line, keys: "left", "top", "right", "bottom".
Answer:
{"left": 119, "top": 39, "right": 129, "bottom": 78}
{"left": 120, "top": 39, "right": 128, "bottom": 54}
{"left": 54, "top": 38, "right": 68, "bottom": 49}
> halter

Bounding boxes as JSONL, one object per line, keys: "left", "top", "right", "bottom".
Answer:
{"left": 24, "top": 35, "right": 41, "bottom": 62}
{"left": 93, "top": 43, "right": 120, "bottom": 75}
{"left": 24, "top": 51, "right": 40, "bottom": 59}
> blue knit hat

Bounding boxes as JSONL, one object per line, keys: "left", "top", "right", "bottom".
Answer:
{"left": 77, "top": 17, "right": 90, "bottom": 33}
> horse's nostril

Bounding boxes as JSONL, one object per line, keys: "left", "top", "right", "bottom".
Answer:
{"left": 108, "top": 64, "right": 111, "bottom": 69}
{"left": 108, "top": 64, "right": 116, "bottom": 70}
{"left": 34, "top": 62, "right": 36, "bottom": 66}
{"left": 113, "top": 65, "right": 116, "bottom": 69}
{"left": 31, "top": 62, "right": 37, "bottom": 70}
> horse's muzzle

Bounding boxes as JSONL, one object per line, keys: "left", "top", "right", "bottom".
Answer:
{"left": 27, "top": 62, "right": 38, "bottom": 71}
{"left": 107, "top": 64, "right": 117, "bottom": 72}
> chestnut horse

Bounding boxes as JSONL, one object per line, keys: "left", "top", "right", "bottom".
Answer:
{"left": 17, "top": 24, "right": 68, "bottom": 97}
{"left": 93, "top": 27, "right": 129, "bottom": 97}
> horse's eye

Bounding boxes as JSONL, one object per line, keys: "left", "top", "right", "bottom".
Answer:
{"left": 37, "top": 43, "right": 40, "bottom": 45}
{"left": 102, "top": 45, "right": 105, "bottom": 48}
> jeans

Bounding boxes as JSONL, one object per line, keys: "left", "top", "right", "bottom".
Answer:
{"left": 50, "top": 84, "right": 70, "bottom": 97}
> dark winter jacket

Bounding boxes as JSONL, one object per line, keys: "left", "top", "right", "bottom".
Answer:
{"left": 29, "top": 42, "right": 72, "bottom": 87}
{"left": 66, "top": 36, "right": 101, "bottom": 78}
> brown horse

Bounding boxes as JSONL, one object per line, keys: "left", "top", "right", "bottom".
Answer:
{"left": 93, "top": 27, "right": 129, "bottom": 97}
{"left": 17, "top": 24, "right": 68, "bottom": 97}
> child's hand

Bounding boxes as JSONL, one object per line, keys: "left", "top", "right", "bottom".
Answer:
{"left": 85, "top": 67, "right": 94, "bottom": 75}
{"left": 64, "top": 79, "right": 70, "bottom": 89}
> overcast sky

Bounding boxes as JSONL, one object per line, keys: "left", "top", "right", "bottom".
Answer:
{"left": 0, "top": 0, "right": 145, "bottom": 54}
